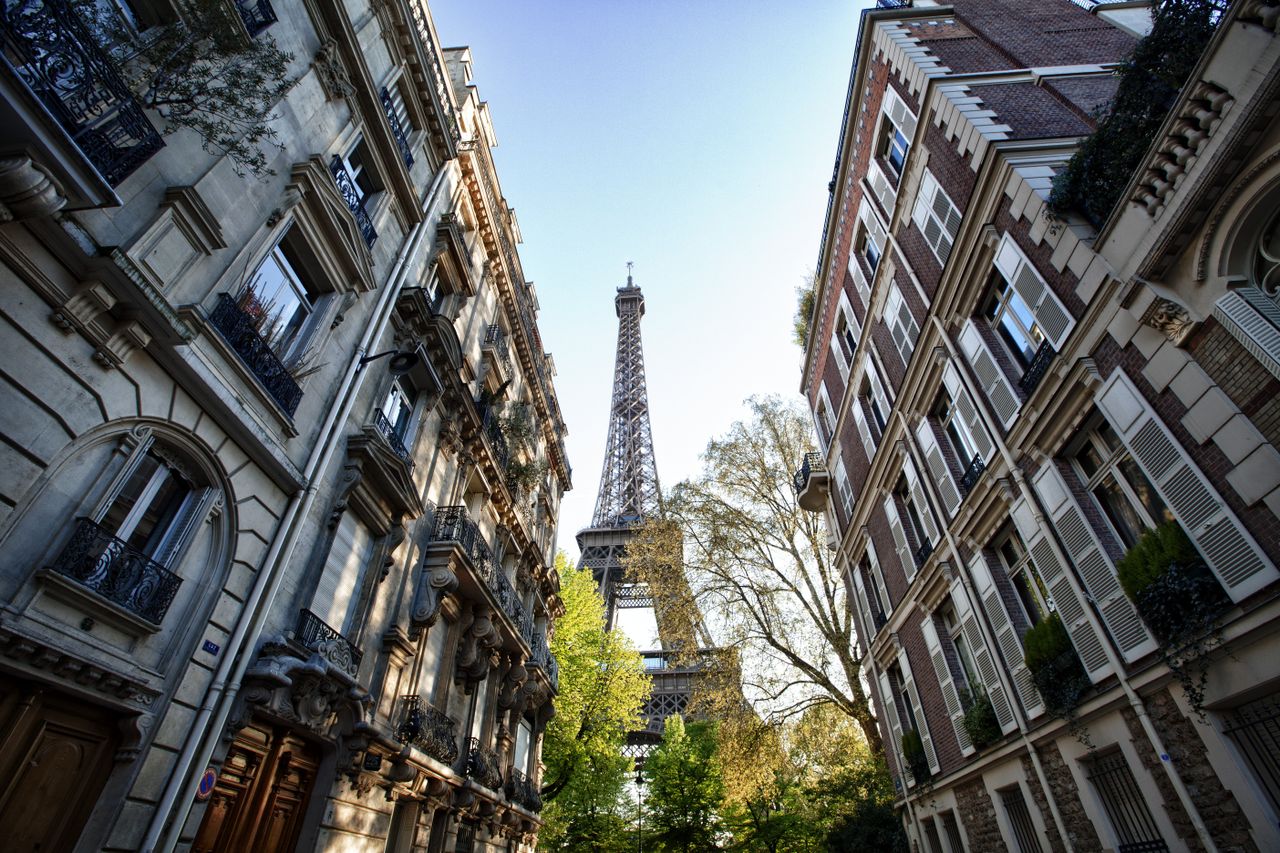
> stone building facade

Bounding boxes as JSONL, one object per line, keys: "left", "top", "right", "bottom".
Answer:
{"left": 796, "top": 1, "right": 1280, "bottom": 851}
{"left": 0, "top": 1, "right": 569, "bottom": 851}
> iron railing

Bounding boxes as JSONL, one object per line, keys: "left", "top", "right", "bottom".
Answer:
{"left": 876, "top": 0, "right": 910, "bottom": 7}
{"left": 405, "top": 0, "right": 461, "bottom": 144}
{"left": 999, "top": 786, "right": 1045, "bottom": 853}
{"left": 465, "top": 737, "right": 502, "bottom": 790}
{"left": 295, "top": 608, "right": 362, "bottom": 678}
{"left": 372, "top": 408, "right": 412, "bottom": 463}
{"left": 484, "top": 324, "right": 511, "bottom": 368}
{"left": 792, "top": 451, "right": 825, "bottom": 493}
{"left": 208, "top": 293, "right": 304, "bottom": 416}
{"left": 430, "top": 506, "right": 531, "bottom": 644}
{"left": 49, "top": 517, "right": 182, "bottom": 624}
{"left": 507, "top": 768, "right": 542, "bottom": 812}
{"left": 1223, "top": 694, "right": 1280, "bottom": 815}
{"left": 546, "top": 652, "right": 559, "bottom": 691}
{"left": 1086, "top": 751, "right": 1169, "bottom": 852}
{"left": 1018, "top": 340, "right": 1055, "bottom": 396}
{"left": 915, "top": 540, "right": 934, "bottom": 567}
{"left": 489, "top": 562, "right": 533, "bottom": 646}
{"left": 432, "top": 505, "right": 481, "bottom": 554}
{"left": 959, "top": 454, "right": 986, "bottom": 494}
{"left": 234, "top": 0, "right": 277, "bottom": 36}
{"left": 0, "top": 0, "right": 163, "bottom": 186}
{"left": 380, "top": 86, "right": 413, "bottom": 168}
{"left": 475, "top": 398, "right": 511, "bottom": 472}
{"left": 396, "top": 695, "right": 459, "bottom": 765}
{"left": 328, "top": 155, "right": 377, "bottom": 248}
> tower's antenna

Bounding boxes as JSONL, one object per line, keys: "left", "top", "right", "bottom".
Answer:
{"left": 626, "top": 260, "right": 634, "bottom": 286}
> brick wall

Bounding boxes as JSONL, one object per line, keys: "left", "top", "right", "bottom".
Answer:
{"left": 904, "top": 612, "right": 964, "bottom": 773}
{"left": 1037, "top": 741, "right": 1104, "bottom": 852}
{"left": 953, "top": 778, "right": 1009, "bottom": 853}
{"left": 1191, "top": 319, "right": 1280, "bottom": 450}
{"left": 973, "top": 82, "right": 1092, "bottom": 140}
{"left": 949, "top": 0, "right": 1135, "bottom": 68}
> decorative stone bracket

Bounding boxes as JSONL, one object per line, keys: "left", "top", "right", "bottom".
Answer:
{"left": 1133, "top": 81, "right": 1234, "bottom": 217}
{"left": 228, "top": 638, "right": 372, "bottom": 739}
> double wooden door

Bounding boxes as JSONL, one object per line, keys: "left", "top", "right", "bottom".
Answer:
{"left": 192, "top": 721, "right": 322, "bottom": 853}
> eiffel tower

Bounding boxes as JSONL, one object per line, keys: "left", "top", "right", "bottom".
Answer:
{"left": 576, "top": 266, "right": 710, "bottom": 759}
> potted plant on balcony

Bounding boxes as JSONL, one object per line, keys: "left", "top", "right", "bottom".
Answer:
{"left": 960, "top": 683, "right": 1001, "bottom": 751}
{"left": 899, "top": 730, "right": 931, "bottom": 785}
{"left": 1023, "top": 613, "right": 1090, "bottom": 727}
{"left": 1117, "top": 521, "right": 1230, "bottom": 718}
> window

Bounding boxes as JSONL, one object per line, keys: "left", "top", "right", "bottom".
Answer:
{"left": 922, "top": 817, "right": 945, "bottom": 853}
{"left": 891, "top": 664, "right": 919, "bottom": 733}
{"left": 857, "top": 225, "right": 882, "bottom": 273}
{"left": 993, "top": 528, "right": 1053, "bottom": 628}
{"left": 1085, "top": 750, "right": 1168, "bottom": 852}
{"left": 381, "top": 377, "right": 416, "bottom": 439}
{"left": 833, "top": 456, "right": 854, "bottom": 517}
{"left": 895, "top": 473, "right": 934, "bottom": 559}
{"left": 998, "top": 785, "right": 1044, "bottom": 853}
{"left": 912, "top": 170, "right": 963, "bottom": 264}
{"left": 940, "top": 810, "right": 966, "bottom": 853}
{"left": 933, "top": 387, "right": 978, "bottom": 470}
{"left": 98, "top": 449, "right": 194, "bottom": 562}
{"left": 938, "top": 601, "right": 979, "bottom": 700}
{"left": 884, "top": 283, "right": 920, "bottom": 368}
{"left": 241, "top": 238, "right": 323, "bottom": 364}
{"left": 864, "top": 379, "right": 887, "bottom": 437}
{"left": 1222, "top": 692, "right": 1280, "bottom": 816}
{"left": 1071, "top": 418, "right": 1173, "bottom": 551}
{"left": 342, "top": 137, "right": 383, "bottom": 204}
{"left": 879, "top": 111, "right": 911, "bottom": 179}
{"left": 836, "top": 306, "right": 857, "bottom": 365}
{"left": 984, "top": 271, "right": 1045, "bottom": 371}
{"left": 861, "top": 556, "right": 887, "bottom": 625}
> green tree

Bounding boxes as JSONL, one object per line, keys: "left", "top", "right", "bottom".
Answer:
{"left": 644, "top": 715, "right": 726, "bottom": 853}
{"left": 539, "top": 553, "right": 649, "bottom": 851}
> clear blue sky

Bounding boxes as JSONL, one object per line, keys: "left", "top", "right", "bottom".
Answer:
{"left": 430, "top": 1, "right": 869, "bottom": 560}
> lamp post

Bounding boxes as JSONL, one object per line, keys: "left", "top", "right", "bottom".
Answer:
{"left": 635, "top": 766, "right": 645, "bottom": 853}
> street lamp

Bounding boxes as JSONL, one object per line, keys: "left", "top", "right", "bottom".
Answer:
{"left": 635, "top": 766, "right": 645, "bottom": 853}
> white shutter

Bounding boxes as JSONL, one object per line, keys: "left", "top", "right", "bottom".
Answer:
{"left": 869, "top": 159, "right": 897, "bottom": 216}
{"left": 912, "top": 170, "right": 963, "bottom": 266}
{"left": 994, "top": 234, "right": 1074, "bottom": 350}
{"left": 883, "top": 85, "right": 918, "bottom": 140}
{"left": 849, "top": 252, "right": 872, "bottom": 309}
{"left": 959, "top": 319, "right": 1021, "bottom": 429}
{"left": 1032, "top": 464, "right": 1157, "bottom": 665}
{"left": 315, "top": 511, "right": 375, "bottom": 633}
{"left": 1213, "top": 288, "right": 1280, "bottom": 377}
{"left": 898, "top": 648, "right": 940, "bottom": 775}
{"left": 904, "top": 457, "right": 940, "bottom": 546}
{"left": 943, "top": 363, "right": 996, "bottom": 463}
{"left": 851, "top": 567, "right": 874, "bottom": 650}
{"left": 878, "top": 668, "right": 909, "bottom": 785}
{"left": 853, "top": 400, "right": 876, "bottom": 464}
{"left": 819, "top": 381, "right": 837, "bottom": 435}
{"left": 911, "top": 170, "right": 935, "bottom": 233}
{"left": 885, "top": 284, "right": 918, "bottom": 368}
{"left": 916, "top": 418, "right": 962, "bottom": 518}
{"left": 1098, "top": 372, "right": 1278, "bottom": 601}
{"left": 1011, "top": 498, "right": 1114, "bottom": 684}
{"left": 969, "top": 553, "right": 1045, "bottom": 719}
{"left": 885, "top": 495, "right": 915, "bottom": 580}
{"left": 950, "top": 578, "right": 1017, "bottom": 733}
{"left": 833, "top": 456, "right": 854, "bottom": 517}
{"left": 831, "top": 331, "right": 849, "bottom": 380}
{"left": 869, "top": 357, "right": 893, "bottom": 411}
{"left": 922, "top": 615, "right": 974, "bottom": 756}
{"left": 867, "top": 539, "right": 893, "bottom": 617}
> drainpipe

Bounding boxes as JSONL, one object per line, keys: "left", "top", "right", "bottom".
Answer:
{"left": 141, "top": 167, "right": 448, "bottom": 853}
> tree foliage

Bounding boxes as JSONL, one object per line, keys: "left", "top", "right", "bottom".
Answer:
{"left": 793, "top": 274, "right": 817, "bottom": 349}
{"left": 92, "top": 0, "right": 294, "bottom": 177}
{"left": 539, "top": 553, "right": 649, "bottom": 849}
{"left": 644, "top": 715, "right": 726, "bottom": 853}
{"left": 625, "top": 395, "right": 880, "bottom": 750}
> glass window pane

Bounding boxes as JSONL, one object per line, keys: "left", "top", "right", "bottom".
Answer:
{"left": 1093, "top": 473, "right": 1146, "bottom": 550}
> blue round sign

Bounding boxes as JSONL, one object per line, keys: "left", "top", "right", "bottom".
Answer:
{"left": 196, "top": 767, "right": 218, "bottom": 801}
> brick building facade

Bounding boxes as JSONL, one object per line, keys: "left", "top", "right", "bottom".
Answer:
{"left": 0, "top": 1, "right": 569, "bottom": 851}
{"left": 796, "top": 1, "right": 1280, "bottom": 850}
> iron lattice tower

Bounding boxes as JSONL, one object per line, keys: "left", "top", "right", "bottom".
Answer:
{"left": 576, "top": 269, "right": 704, "bottom": 759}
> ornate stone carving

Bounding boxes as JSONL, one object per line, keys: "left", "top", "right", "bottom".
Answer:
{"left": 0, "top": 155, "right": 65, "bottom": 220}
{"left": 1132, "top": 81, "right": 1234, "bottom": 216}
{"left": 114, "top": 712, "right": 155, "bottom": 763}
{"left": 410, "top": 551, "right": 459, "bottom": 629}
{"left": 455, "top": 604, "right": 501, "bottom": 684}
{"left": 314, "top": 39, "right": 356, "bottom": 100}
{"left": 496, "top": 657, "right": 527, "bottom": 711}
{"left": 50, "top": 280, "right": 115, "bottom": 334}
{"left": 228, "top": 639, "right": 371, "bottom": 738}
{"left": 1141, "top": 296, "right": 1197, "bottom": 346}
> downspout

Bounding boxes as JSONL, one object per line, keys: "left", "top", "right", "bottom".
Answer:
{"left": 142, "top": 167, "right": 448, "bottom": 853}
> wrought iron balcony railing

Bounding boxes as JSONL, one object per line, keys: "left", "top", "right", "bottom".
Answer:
{"left": 915, "top": 540, "right": 934, "bottom": 568}
{"left": 872, "top": 611, "right": 888, "bottom": 633}
{"left": 208, "top": 293, "right": 304, "bottom": 416}
{"left": 48, "top": 517, "right": 182, "bottom": 624}
{"left": 295, "top": 608, "right": 363, "bottom": 678}
{"left": 475, "top": 398, "right": 511, "bottom": 472}
{"left": 432, "top": 505, "right": 481, "bottom": 556}
{"left": 546, "top": 652, "right": 559, "bottom": 691}
{"left": 329, "top": 155, "right": 377, "bottom": 248}
{"left": 234, "top": 0, "right": 277, "bottom": 36}
{"left": 792, "top": 451, "right": 826, "bottom": 493}
{"left": 372, "top": 408, "right": 413, "bottom": 463}
{"left": 465, "top": 737, "right": 502, "bottom": 790}
{"left": 959, "top": 454, "right": 986, "bottom": 494}
{"left": 483, "top": 324, "right": 511, "bottom": 368}
{"left": 1018, "top": 340, "right": 1055, "bottom": 397}
{"left": 0, "top": 0, "right": 163, "bottom": 186}
{"left": 396, "top": 695, "right": 459, "bottom": 765}
{"left": 507, "top": 768, "right": 542, "bottom": 812}
{"left": 380, "top": 86, "right": 413, "bottom": 168}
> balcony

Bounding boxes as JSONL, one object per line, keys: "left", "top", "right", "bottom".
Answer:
{"left": 1018, "top": 340, "right": 1055, "bottom": 397}
{"left": 475, "top": 398, "right": 511, "bottom": 472}
{"left": 47, "top": 517, "right": 182, "bottom": 624}
{"left": 792, "top": 452, "right": 830, "bottom": 512}
{"left": 481, "top": 324, "right": 512, "bottom": 386}
{"left": 233, "top": 0, "right": 277, "bottom": 37}
{"left": 380, "top": 86, "right": 413, "bottom": 168}
{"left": 328, "top": 154, "right": 376, "bottom": 248}
{"left": 465, "top": 737, "right": 502, "bottom": 790}
{"left": 295, "top": 608, "right": 362, "bottom": 678}
{"left": 430, "top": 507, "right": 532, "bottom": 647}
{"left": 915, "top": 540, "right": 934, "bottom": 568}
{"left": 372, "top": 409, "right": 413, "bottom": 464}
{"left": 208, "top": 293, "right": 304, "bottom": 416}
{"left": 507, "top": 768, "right": 542, "bottom": 812}
{"left": 959, "top": 454, "right": 986, "bottom": 494}
{"left": 396, "top": 695, "right": 459, "bottom": 765}
{"left": 0, "top": 0, "right": 163, "bottom": 187}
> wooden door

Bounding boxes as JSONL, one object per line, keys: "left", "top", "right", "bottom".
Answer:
{"left": 192, "top": 721, "right": 322, "bottom": 853}
{"left": 0, "top": 673, "right": 120, "bottom": 852}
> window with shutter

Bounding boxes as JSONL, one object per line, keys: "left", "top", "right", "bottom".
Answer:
{"left": 912, "top": 170, "right": 964, "bottom": 266}
{"left": 848, "top": 248, "right": 872, "bottom": 309}
{"left": 853, "top": 398, "right": 876, "bottom": 464}
{"left": 1212, "top": 288, "right": 1280, "bottom": 379}
{"left": 878, "top": 667, "right": 908, "bottom": 784}
{"left": 1097, "top": 372, "right": 1278, "bottom": 601}
{"left": 950, "top": 576, "right": 1017, "bottom": 733}
{"left": 959, "top": 319, "right": 1021, "bottom": 429}
{"left": 970, "top": 552, "right": 1045, "bottom": 719}
{"left": 869, "top": 159, "right": 898, "bottom": 217}
{"left": 315, "top": 511, "right": 375, "bottom": 634}
{"left": 993, "top": 234, "right": 1074, "bottom": 351}
{"left": 866, "top": 540, "right": 892, "bottom": 620}
{"left": 942, "top": 363, "right": 996, "bottom": 467}
{"left": 918, "top": 414, "right": 962, "bottom": 517}
{"left": 885, "top": 283, "right": 921, "bottom": 369}
{"left": 898, "top": 649, "right": 941, "bottom": 775}
{"left": 817, "top": 382, "right": 836, "bottom": 448}
{"left": 901, "top": 462, "right": 939, "bottom": 557}
{"left": 833, "top": 456, "right": 854, "bottom": 518}
{"left": 879, "top": 86, "right": 917, "bottom": 180}
{"left": 867, "top": 358, "right": 893, "bottom": 437}
{"left": 884, "top": 495, "right": 915, "bottom": 581}
{"left": 923, "top": 612, "right": 975, "bottom": 756}
{"left": 851, "top": 566, "right": 874, "bottom": 648}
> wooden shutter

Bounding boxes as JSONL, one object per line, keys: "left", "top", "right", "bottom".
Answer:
{"left": 833, "top": 456, "right": 854, "bottom": 517}
{"left": 1098, "top": 372, "right": 1278, "bottom": 601}
{"left": 877, "top": 668, "right": 909, "bottom": 785}
{"left": 921, "top": 615, "right": 974, "bottom": 756}
{"left": 884, "top": 496, "right": 915, "bottom": 581}
{"left": 943, "top": 362, "right": 996, "bottom": 462}
{"left": 994, "top": 234, "right": 1073, "bottom": 350}
{"left": 869, "top": 159, "right": 897, "bottom": 216}
{"left": 912, "top": 170, "right": 963, "bottom": 266}
{"left": 883, "top": 86, "right": 919, "bottom": 140}
{"left": 950, "top": 578, "right": 1016, "bottom": 733}
{"left": 851, "top": 568, "right": 874, "bottom": 650}
{"left": 849, "top": 252, "right": 872, "bottom": 309}
{"left": 853, "top": 400, "right": 876, "bottom": 464}
{"left": 315, "top": 511, "right": 374, "bottom": 632}
{"left": 1011, "top": 498, "right": 1114, "bottom": 683}
{"left": 969, "top": 553, "right": 1045, "bottom": 719}
{"left": 885, "top": 284, "right": 918, "bottom": 368}
{"left": 1032, "top": 464, "right": 1157, "bottom": 664}
{"left": 898, "top": 648, "right": 941, "bottom": 774}
{"left": 1213, "top": 288, "right": 1280, "bottom": 377}
{"left": 904, "top": 457, "right": 940, "bottom": 546}
{"left": 867, "top": 539, "right": 893, "bottom": 617}
{"left": 916, "top": 418, "right": 962, "bottom": 518}
{"left": 959, "top": 319, "right": 1021, "bottom": 429}
{"left": 831, "top": 330, "right": 849, "bottom": 379}
{"left": 869, "top": 357, "right": 893, "bottom": 411}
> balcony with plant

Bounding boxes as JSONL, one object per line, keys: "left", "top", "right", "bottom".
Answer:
{"left": 1023, "top": 612, "right": 1090, "bottom": 719}
{"left": 900, "top": 730, "right": 931, "bottom": 785}
{"left": 959, "top": 683, "right": 1001, "bottom": 752}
